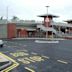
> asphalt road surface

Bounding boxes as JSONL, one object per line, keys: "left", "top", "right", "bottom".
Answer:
{"left": 0, "top": 39, "right": 72, "bottom": 72}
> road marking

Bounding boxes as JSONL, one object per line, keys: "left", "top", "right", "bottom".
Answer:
{"left": 42, "top": 55, "right": 50, "bottom": 59}
{"left": 24, "top": 57, "right": 36, "bottom": 62}
{"left": 35, "top": 40, "right": 59, "bottom": 43}
{"left": 18, "top": 55, "right": 45, "bottom": 65}
{"left": 25, "top": 67, "right": 35, "bottom": 72}
{"left": 57, "top": 60, "right": 68, "bottom": 64}
{"left": 29, "top": 56, "right": 44, "bottom": 62}
{"left": 0, "top": 52, "right": 19, "bottom": 72}
{"left": 18, "top": 58, "right": 30, "bottom": 64}
{"left": 3, "top": 63, "right": 19, "bottom": 72}
{"left": 10, "top": 52, "right": 29, "bottom": 57}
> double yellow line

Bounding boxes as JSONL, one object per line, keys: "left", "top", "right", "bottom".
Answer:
{"left": 0, "top": 52, "right": 19, "bottom": 72}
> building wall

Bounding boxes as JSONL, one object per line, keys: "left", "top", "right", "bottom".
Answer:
{"left": 0, "top": 24, "right": 7, "bottom": 38}
{"left": 7, "top": 23, "right": 16, "bottom": 39}
{"left": 17, "top": 29, "right": 28, "bottom": 37}
{"left": 28, "top": 31, "right": 36, "bottom": 37}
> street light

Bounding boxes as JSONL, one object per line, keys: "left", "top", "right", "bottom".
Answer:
{"left": 46, "top": 6, "right": 49, "bottom": 16}
{"left": 6, "top": 6, "right": 8, "bottom": 24}
{"left": 45, "top": 6, "right": 49, "bottom": 38}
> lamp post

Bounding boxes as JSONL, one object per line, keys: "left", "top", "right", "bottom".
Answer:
{"left": 45, "top": 6, "right": 49, "bottom": 38}
{"left": 7, "top": 6, "right": 8, "bottom": 24}
{"left": 46, "top": 6, "right": 49, "bottom": 16}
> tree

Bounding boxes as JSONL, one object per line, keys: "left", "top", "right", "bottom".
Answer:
{"left": 0, "top": 16, "right": 3, "bottom": 20}
{"left": 12, "top": 16, "right": 19, "bottom": 21}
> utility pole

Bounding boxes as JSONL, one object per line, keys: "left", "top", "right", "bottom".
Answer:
{"left": 45, "top": 6, "right": 49, "bottom": 38}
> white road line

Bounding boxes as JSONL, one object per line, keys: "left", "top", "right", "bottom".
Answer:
{"left": 35, "top": 40, "right": 59, "bottom": 43}
{"left": 42, "top": 55, "right": 50, "bottom": 59}
{"left": 25, "top": 67, "right": 35, "bottom": 72}
{"left": 57, "top": 60, "right": 68, "bottom": 64}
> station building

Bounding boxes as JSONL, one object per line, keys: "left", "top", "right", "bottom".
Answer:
{"left": 0, "top": 14, "right": 72, "bottom": 39}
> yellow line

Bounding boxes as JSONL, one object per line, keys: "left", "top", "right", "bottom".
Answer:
{"left": 0, "top": 52, "right": 16, "bottom": 63}
{"left": 25, "top": 67, "right": 35, "bottom": 72}
{"left": 0, "top": 52, "right": 19, "bottom": 72}
{"left": 4, "top": 63, "right": 19, "bottom": 72}
{"left": 57, "top": 60, "right": 68, "bottom": 64}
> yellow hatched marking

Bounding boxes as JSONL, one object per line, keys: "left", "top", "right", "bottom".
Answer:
{"left": 10, "top": 52, "right": 29, "bottom": 57}
{"left": 24, "top": 57, "right": 36, "bottom": 62}
{"left": 18, "top": 58, "right": 30, "bottom": 64}
{"left": 0, "top": 52, "right": 19, "bottom": 72}
{"left": 29, "top": 56, "right": 44, "bottom": 62}
{"left": 18, "top": 55, "right": 45, "bottom": 65}
{"left": 25, "top": 67, "right": 35, "bottom": 72}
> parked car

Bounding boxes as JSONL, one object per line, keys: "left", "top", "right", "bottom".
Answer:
{"left": 0, "top": 40, "right": 4, "bottom": 47}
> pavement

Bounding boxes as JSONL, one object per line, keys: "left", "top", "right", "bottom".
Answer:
{"left": 13, "top": 37, "right": 66, "bottom": 40}
{"left": 0, "top": 39, "right": 72, "bottom": 72}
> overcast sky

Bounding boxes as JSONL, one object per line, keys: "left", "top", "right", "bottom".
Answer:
{"left": 0, "top": 0, "right": 72, "bottom": 22}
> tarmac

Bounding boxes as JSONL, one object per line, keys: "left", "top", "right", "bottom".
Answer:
{"left": 0, "top": 38, "right": 72, "bottom": 72}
